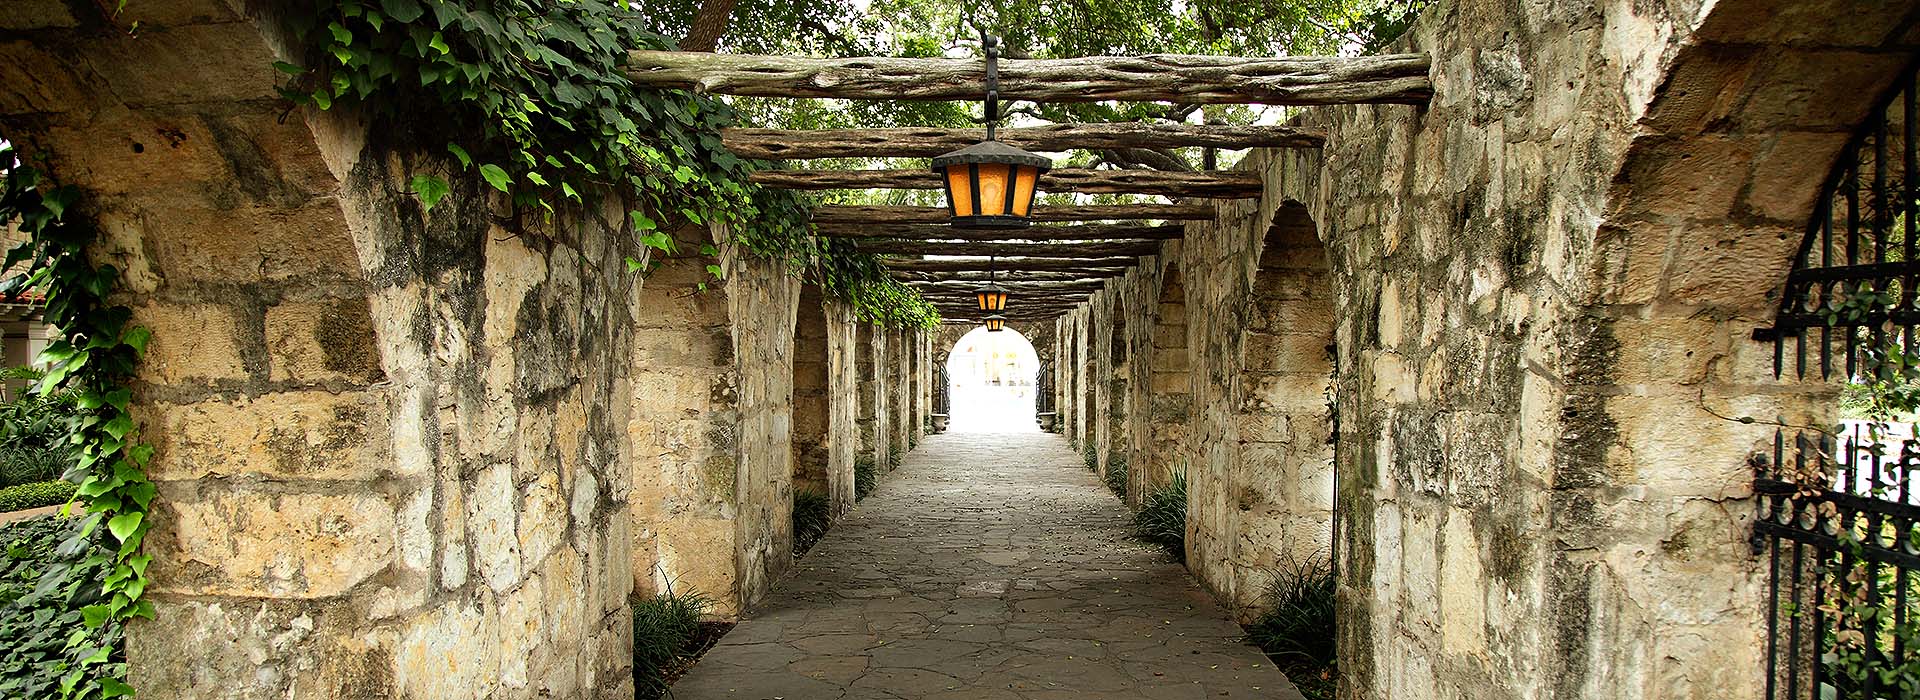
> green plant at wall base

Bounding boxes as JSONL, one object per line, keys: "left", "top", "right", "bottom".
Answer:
{"left": 1083, "top": 445, "right": 1098, "bottom": 472}
{"left": 792, "top": 489, "right": 830, "bottom": 558}
{"left": 0, "top": 515, "right": 119, "bottom": 700}
{"left": 1246, "top": 555, "right": 1338, "bottom": 700}
{"left": 0, "top": 480, "right": 79, "bottom": 513}
{"left": 1104, "top": 453, "right": 1129, "bottom": 499}
{"left": 1133, "top": 469, "right": 1187, "bottom": 562}
{"left": 632, "top": 589, "right": 714, "bottom": 699}
{"left": 888, "top": 446, "right": 902, "bottom": 470}
{"left": 854, "top": 457, "right": 878, "bottom": 501}
{"left": 0, "top": 148, "right": 150, "bottom": 699}
{"left": 275, "top": 0, "right": 937, "bottom": 328}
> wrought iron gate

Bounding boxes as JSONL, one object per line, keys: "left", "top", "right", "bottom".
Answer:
{"left": 1035, "top": 359, "right": 1054, "bottom": 415}
{"left": 1753, "top": 66, "right": 1920, "bottom": 699}
{"left": 934, "top": 366, "right": 950, "bottom": 416}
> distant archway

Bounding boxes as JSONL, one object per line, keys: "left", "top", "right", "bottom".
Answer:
{"left": 944, "top": 327, "right": 1041, "bottom": 433}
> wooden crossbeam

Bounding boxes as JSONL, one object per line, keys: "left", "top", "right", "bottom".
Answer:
{"left": 903, "top": 279, "right": 1109, "bottom": 289}
{"left": 813, "top": 204, "right": 1211, "bottom": 225}
{"left": 887, "top": 256, "right": 1139, "bottom": 272}
{"left": 892, "top": 270, "right": 1127, "bottom": 282}
{"left": 821, "top": 223, "right": 1183, "bottom": 241}
{"left": 755, "top": 168, "right": 1259, "bottom": 198}
{"left": 860, "top": 240, "right": 1159, "bottom": 258}
{"left": 722, "top": 123, "right": 1325, "bottom": 160}
{"left": 626, "top": 51, "right": 1432, "bottom": 105}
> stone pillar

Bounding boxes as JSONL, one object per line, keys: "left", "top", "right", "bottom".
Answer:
{"left": 791, "top": 285, "right": 831, "bottom": 497}
{"left": 1141, "top": 254, "right": 1191, "bottom": 500}
{"left": 868, "top": 325, "right": 893, "bottom": 471}
{"left": 822, "top": 301, "right": 859, "bottom": 515}
{"left": 887, "top": 327, "right": 912, "bottom": 463}
{"left": 723, "top": 241, "right": 800, "bottom": 611}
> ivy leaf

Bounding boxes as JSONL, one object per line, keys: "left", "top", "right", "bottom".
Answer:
{"left": 446, "top": 143, "right": 472, "bottom": 169}
{"left": 121, "top": 326, "right": 151, "bottom": 355}
{"left": 380, "top": 0, "right": 425, "bottom": 23}
{"left": 478, "top": 164, "right": 511, "bottom": 192}
{"left": 625, "top": 257, "right": 643, "bottom": 273}
{"left": 629, "top": 211, "right": 656, "bottom": 231}
{"left": 327, "top": 21, "right": 353, "bottom": 46}
{"left": 105, "top": 513, "right": 142, "bottom": 543}
{"left": 410, "top": 174, "right": 451, "bottom": 212}
{"left": 639, "top": 232, "right": 672, "bottom": 252}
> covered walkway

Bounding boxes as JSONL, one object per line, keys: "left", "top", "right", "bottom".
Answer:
{"left": 669, "top": 432, "right": 1300, "bottom": 699}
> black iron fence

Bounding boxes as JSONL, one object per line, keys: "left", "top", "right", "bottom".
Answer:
{"left": 1754, "top": 65, "right": 1920, "bottom": 699}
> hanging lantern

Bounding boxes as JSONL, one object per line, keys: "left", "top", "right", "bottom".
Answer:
{"left": 933, "top": 34, "right": 1051, "bottom": 230}
{"left": 984, "top": 314, "right": 1007, "bottom": 332}
{"left": 975, "top": 281, "right": 1009, "bottom": 312}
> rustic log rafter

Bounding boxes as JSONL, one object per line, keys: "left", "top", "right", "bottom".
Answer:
{"left": 859, "top": 239, "right": 1160, "bottom": 258}
{"left": 892, "top": 270, "right": 1128, "bottom": 282}
{"left": 626, "top": 51, "right": 1432, "bottom": 105}
{"left": 813, "top": 204, "right": 1212, "bottom": 225}
{"left": 886, "top": 256, "right": 1140, "bottom": 272}
{"left": 721, "top": 123, "right": 1325, "bottom": 160}
{"left": 820, "top": 223, "right": 1184, "bottom": 241}
{"left": 753, "top": 168, "right": 1261, "bottom": 198}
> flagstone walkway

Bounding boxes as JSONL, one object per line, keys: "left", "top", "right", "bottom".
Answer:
{"left": 667, "top": 431, "right": 1303, "bottom": 700}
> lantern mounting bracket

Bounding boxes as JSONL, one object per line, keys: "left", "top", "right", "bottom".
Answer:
{"left": 982, "top": 31, "right": 1001, "bottom": 141}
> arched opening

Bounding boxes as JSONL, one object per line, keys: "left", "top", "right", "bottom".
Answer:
{"left": 1235, "top": 200, "right": 1337, "bottom": 590}
{"left": 1138, "top": 260, "right": 1191, "bottom": 500}
{"left": 944, "top": 326, "right": 1040, "bottom": 433}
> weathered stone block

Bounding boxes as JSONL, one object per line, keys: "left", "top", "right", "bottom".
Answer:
{"left": 147, "top": 485, "right": 398, "bottom": 598}
{"left": 144, "top": 390, "right": 395, "bottom": 480}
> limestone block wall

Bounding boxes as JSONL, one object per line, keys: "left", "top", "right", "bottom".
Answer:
{"left": 1266, "top": 0, "right": 1914, "bottom": 696}
{"left": 0, "top": 5, "right": 636, "bottom": 697}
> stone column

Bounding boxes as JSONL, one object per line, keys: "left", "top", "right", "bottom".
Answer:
{"left": 790, "top": 285, "right": 831, "bottom": 497}
{"left": 822, "top": 301, "right": 859, "bottom": 515}
{"left": 723, "top": 241, "right": 800, "bottom": 611}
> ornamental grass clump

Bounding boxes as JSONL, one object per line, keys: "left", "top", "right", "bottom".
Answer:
{"left": 792, "top": 490, "right": 831, "bottom": 557}
{"left": 1245, "top": 555, "right": 1338, "bottom": 700}
{"left": 632, "top": 589, "right": 717, "bottom": 699}
{"left": 1104, "top": 452, "right": 1130, "bottom": 499}
{"left": 854, "top": 457, "right": 878, "bottom": 501}
{"left": 1132, "top": 469, "right": 1187, "bottom": 562}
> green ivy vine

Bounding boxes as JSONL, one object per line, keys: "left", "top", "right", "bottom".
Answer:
{"left": 0, "top": 147, "right": 150, "bottom": 699}
{"left": 275, "top": 0, "right": 938, "bottom": 327}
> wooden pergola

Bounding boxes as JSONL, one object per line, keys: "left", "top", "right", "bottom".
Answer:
{"left": 625, "top": 49, "right": 1432, "bottom": 321}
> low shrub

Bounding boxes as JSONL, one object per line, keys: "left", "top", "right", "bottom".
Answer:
{"left": 792, "top": 490, "right": 831, "bottom": 557}
{"left": 633, "top": 590, "right": 715, "bottom": 699}
{"left": 0, "top": 367, "right": 80, "bottom": 489}
{"left": 0, "top": 514, "right": 119, "bottom": 699}
{"left": 1083, "top": 444, "right": 1097, "bottom": 471}
{"left": 0, "top": 480, "right": 74, "bottom": 513}
{"left": 1104, "top": 452, "right": 1130, "bottom": 499}
{"left": 854, "top": 457, "right": 878, "bottom": 501}
{"left": 1132, "top": 470, "right": 1187, "bottom": 562}
{"left": 1245, "top": 555, "right": 1338, "bottom": 700}
{"left": 887, "top": 446, "right": 902, "bottom": 470}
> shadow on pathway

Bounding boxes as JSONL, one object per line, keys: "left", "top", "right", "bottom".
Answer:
{"left": 668, "top": 431, "right": 1303, "bottom": 700}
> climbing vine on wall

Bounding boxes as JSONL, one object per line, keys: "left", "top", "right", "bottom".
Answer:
{"left": 276, "top": 0, "right": 938, "bottom": 327}
{"left": 0, "top": 147, "right": 149, "bottom": 699}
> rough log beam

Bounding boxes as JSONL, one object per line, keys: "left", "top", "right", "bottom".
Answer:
{"left": 813, "top": 204, "right": 1211, "bottom": 225}
{"left": 721, "top": 123, "right": 1325, "bottom": 160}
{"left": 820, "top": 223, "right": 1184, "bottom": 241}
{"left": 626, "top": 51, "right": 1432, "bottom": 105}
{"left": 905, "top": 280, "right": 1109, "bottom": 290}
{"left": 892, "top": 270, "right": 1128, "bottom": 282}
{"left": 860, "top": 240, "right": 1160, "bottom": 258}
{"left": 886, "top": 257, "right": 1139, "bottom": 272}
{"left": 755, "top": 168, "right": 1260, "bottom": 198}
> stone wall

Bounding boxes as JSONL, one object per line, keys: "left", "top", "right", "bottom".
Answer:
{"left": 1044, "top": 0, "right": 1920, "bottom": 693}
{"left": 0, "top": 4, "right": 637, "bottom": 697}
{"left": 861, "top": 324, "right": 892, "bottom": 471}
{"left": 722, "top": 240, "right": 800, "bottom": 613}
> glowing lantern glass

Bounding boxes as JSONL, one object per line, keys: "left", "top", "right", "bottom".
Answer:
{"left": 933, "top": 34, "right": 1051, "bottom": 230}
{"left": 975, "top": 281, "right": 1009, "bottom": 312}
{"left": 984, "top": 314, "right": 1007, "bottom": 332}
